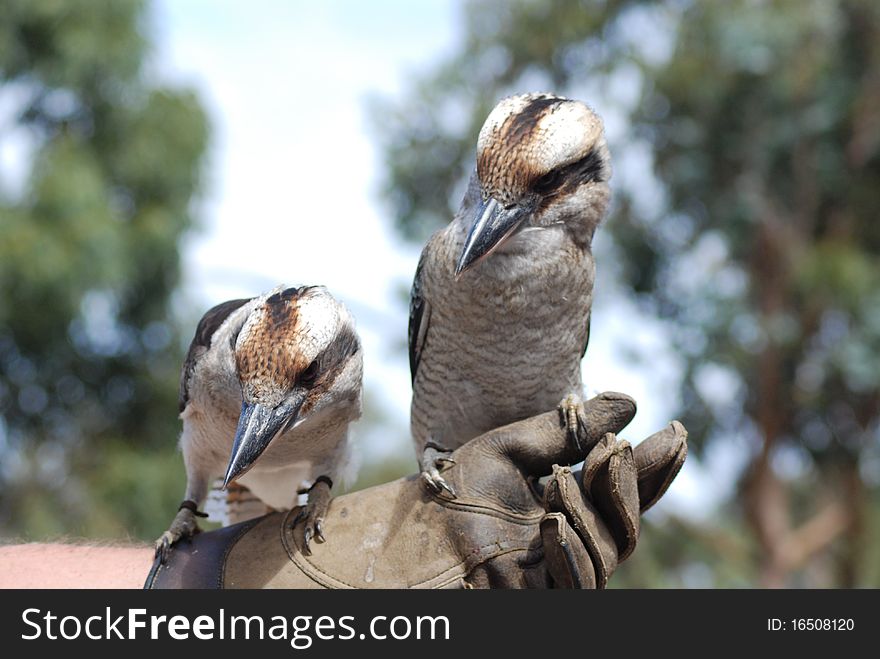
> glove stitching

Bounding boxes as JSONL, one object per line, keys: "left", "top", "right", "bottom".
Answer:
{"left": 286, "top": 538, "right": 535, "bottom": 589}
{"left": 278, "top": 508, "right": 537, "bottom": 589}
{"left": 427, "top": 496, "right": 546, "bottom": 524}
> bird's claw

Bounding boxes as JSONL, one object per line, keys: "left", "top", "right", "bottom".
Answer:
{"left": 559, "top": 394, "right": 588, "bottom": 453}
{"left": 421, "top": 469, "right": 457, "bottom": 497}
{"left": 291, "top": 479, "right": 332, "bottom": 556}
{"left": 154, "top": 534, "right": 172, "bottom": 565}
{"left": 420, "top": 444, "right": 457, "bottom": 497}
{"left": 153, "top": 507, "right": 200, "bottom": 565}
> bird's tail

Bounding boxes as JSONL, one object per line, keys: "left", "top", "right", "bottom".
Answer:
{"left": 204, "top": 479, "right": 272, "bottom": 526}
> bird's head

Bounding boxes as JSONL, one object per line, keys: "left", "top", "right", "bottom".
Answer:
{"left": 456, "top": 92, "right": 611, "bottom": 275}
{"left": 223, "top": 285, "right": 362, "bottom": 487}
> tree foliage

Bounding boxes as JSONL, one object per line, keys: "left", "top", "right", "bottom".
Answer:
{"left": 372, "top": 0, "right": 880, "bottom": 586}
{"left": 0, "top": 0, "right": 209, "bottom": 536}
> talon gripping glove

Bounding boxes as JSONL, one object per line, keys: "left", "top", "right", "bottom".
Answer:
{"left": 145, "top": 392, "right": 686, "bottom": 589}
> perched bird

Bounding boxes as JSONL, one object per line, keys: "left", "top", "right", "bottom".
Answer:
{"left": 156, "top": 285, "right": 362, "bottom": 560}
{"left": 409, "top": 93, "right": 612, "bottom": 493}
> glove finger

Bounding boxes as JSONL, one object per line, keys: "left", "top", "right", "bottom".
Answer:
{"left": 473, "top": 392, "right": 636, "bottom": 479}
{"left": 580, "top": 432, "right": 615, "bottom": 493}
{"left": 544, "top": 465, "right": 617, "bottom": 588}
{"left": 580, "top": 434, "right": 640, "bottom": 562}
{"left": 633, "top": 420, "right": 688, "bottom": 513}
{"left": 539, "top": 513, "right": 597, "bottom": 589}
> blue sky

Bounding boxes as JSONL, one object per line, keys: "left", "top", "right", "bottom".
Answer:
{"left": 149, "top": 0, "right": 719, "bottom": 516}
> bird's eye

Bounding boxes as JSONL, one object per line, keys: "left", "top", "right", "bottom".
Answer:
{"left": 533, "top": 169, "right": 562, "bottom": 194}
{"left": 300, "top": 360, "right": 319, "bottom": 386}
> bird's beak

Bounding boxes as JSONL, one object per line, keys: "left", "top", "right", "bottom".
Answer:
{"left": 223, "top": 393, "right": 306, "bottom": 488}
{"left": 456, "top": 195, "right": 530, "bottom": 276}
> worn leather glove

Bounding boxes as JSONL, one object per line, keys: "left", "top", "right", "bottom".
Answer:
{"left": 145, "top": 392, "right": 686, "bottom": 589}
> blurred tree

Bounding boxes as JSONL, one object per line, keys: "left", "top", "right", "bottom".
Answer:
{"left": 372, "top": 0, "right": 880, "bottom": 586}
{"left": 0, "top": 0, "right": 208, "bottom": 538}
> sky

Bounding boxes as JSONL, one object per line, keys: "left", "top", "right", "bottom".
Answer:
{"left": 149, "top": 0, "right": 719, "bottom": 516}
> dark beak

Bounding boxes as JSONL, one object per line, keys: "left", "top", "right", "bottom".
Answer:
{"left": 455, "top": 196, "right": 531, "bottom": 276}
{"left": 223, "top": 393, "right": 306, "bottom": 488}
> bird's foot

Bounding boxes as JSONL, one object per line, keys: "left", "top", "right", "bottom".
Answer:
{"left": 420, "top": 442, "right": 457, "bottom": 498}
{"left": 293, "top": 476, "right": 333, "bottom": 556}
{"left": 154, "top": 500, "right": 207, "bottom": 564}
{"left": 558, "top": 393, "right": 589, "bottom": 453}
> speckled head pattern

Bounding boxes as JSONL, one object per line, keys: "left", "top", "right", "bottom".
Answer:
{"left": 476, "top": 93, "right": 609, "bottom": 205}
{"left": 234, "top": 286, "right": 359, "bottom": 408}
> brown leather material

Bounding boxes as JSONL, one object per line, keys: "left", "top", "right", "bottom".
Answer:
{"left": 146, "top": 393, "right": 688, "bottom": 589}
{"left": 633, "top": 421, "right": 688, "bottom": 512}
{"left": 544, "top": 465, "right": 617, "bottom": 588}
{"left": 540, "top": 513, "right": 596, "bottom": 589}
{"left": 144, "top": 516, "right": 263, "bottom": 589}
{"left": 225, "top": 478, "right": 545, "bottom": 589}
{"left": 582, "top": 434, "right": 640, "bottom": 562}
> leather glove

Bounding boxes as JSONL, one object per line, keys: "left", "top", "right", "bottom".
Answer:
{"left": 145, "top": 392, "right": 687, "bottom": 589}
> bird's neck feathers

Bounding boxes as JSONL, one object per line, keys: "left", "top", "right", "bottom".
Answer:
{"left": 281, "top": 394, "right": 359, "bottom": 453}
{"left": 542, "top": 178, "right": 611, "bottom": 249}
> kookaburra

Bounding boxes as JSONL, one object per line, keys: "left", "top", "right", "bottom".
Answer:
{"left": 156, "top": 285, "right": 362, "bottom": 560}
{"left": 409, "top": 93, "right": 612, "bottom": 494}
